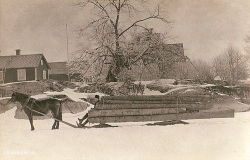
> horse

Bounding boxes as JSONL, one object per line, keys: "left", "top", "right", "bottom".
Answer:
{"left": 9, "top": 92, "right": 63, "bottom": 131}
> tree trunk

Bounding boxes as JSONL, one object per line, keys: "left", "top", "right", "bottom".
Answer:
{"left": 106, "top": 56, "right": 127, "bottom": 82}
{"left": 106, "top": 67, "right": 118, "bottom": 82}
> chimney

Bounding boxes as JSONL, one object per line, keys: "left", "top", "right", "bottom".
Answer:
{"left": 16, "top": 49, "right": 21, "bottom": 55}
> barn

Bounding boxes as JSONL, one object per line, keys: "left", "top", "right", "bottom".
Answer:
{"left": 48, "top": 62, "right": 69, "bottom": 81}
{"left": 0, "top": 50, "right": 50, "bottom": 83}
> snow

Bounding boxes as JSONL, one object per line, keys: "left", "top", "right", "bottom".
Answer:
{"left": 143, "top": 87, "right": 165, "bottom": 95}
{"left": 137, "top": 81, "right": 165, "bottom": 95}
{"left": 200, "top": 84, "right": 216, "bottom": 87}
{"left": 44, "top": 88, "right": 105, "bottom": 105}
{"left": 1, "top": 106, "right": 250, "bottom": 160}
{"left": 45, "top": 88, "right": 87, "bottom": 102}
{"left": 0, "top": 80, "right": 37, "bottom": 87}
{"left": 164, "top": 85, "right": 193, "bottom": 95}
{"left": 214, "top": 76, "right": 222, "bottom": 81}
{"left": 1, "top": 80, "right": 250, "bottom": 160}
{"left": 134, "top": 80, "right": 157, "bottom": 85}
{"left": 154, "top": 79, "right": 176, "bottom": 84}
{"left": 183, "top": 88, "right": 195, "bottom": 93}
{"left": 31, "top": 94, "right": 50, "bottom": 100}
{"left": 239, "top": 79, "right": 250, "bottom": 84}
{"left": 0, "top": 97, "right": 10, "bottom": 100}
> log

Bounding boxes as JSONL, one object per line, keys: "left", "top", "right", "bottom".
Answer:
{"left": 88, "top": 108, "right": 187, "bottom": 117}
{"left": 101, "top": 95, "right": 212, "bottom": 101}
{"left": 95, "top": 103, "right": 213, "bottom": 110}
{"left": 99, "top": 99, "right": 212, "bottom": 104}
{"left": 88, "top": 108, "right": 234, "bottom": 123}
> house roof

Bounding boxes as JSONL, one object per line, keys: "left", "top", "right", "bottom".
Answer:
{"left": 48, "top": 62, "right": 68, "bottom": 74}
{"left": 0, "top": 54, "right": 49, "bottom": 69}
{"left": 163, "top": 43, "right": 184, "bottom": 56}
{"left": 161, "top": 43, "right": 186, "bottom": 61}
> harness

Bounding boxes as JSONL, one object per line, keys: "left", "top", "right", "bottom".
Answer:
{"left": 21, "top": 96, "right": 32, "bottom": 111}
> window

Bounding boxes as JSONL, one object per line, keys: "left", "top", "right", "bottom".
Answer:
{"left": 0, "top": 71, "right": 3, "bottom": 81}
{"left": 17, "top": 69, "right": 26, "bottom": 81}
{"left": 41, "top": 60, "right": 43, "bottom": 65}
{"left": 43, "top": 70, "right": 47, "bottom": 79}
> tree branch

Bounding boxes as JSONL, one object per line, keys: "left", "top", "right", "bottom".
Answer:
{"left": 80, "top": 16, "right": 108, "bottom": 33}
{"left": 109, "top": 0, "right": 118, "bottom": 10}
{"left": 94, "top": 0, "right": 116, "bottom": 28}
{"left": 130, "top": 47, "right": 150, "bottom": 65}
{"left": 119, "top": 14, "right": 168, "bottom": 38}
{"left": 96, "top": 56, "right": 107, "bottom": 76}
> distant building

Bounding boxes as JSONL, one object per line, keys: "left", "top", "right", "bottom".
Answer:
{"left": 214, "top": 76, "right": 222, "bottom": 81}
{"left": 48, "top": 62, "right": 69, "bottom": 81}
{"left": 214, "top": 76, "right": 229, "bottom": 86}
{"left": 0, "top": 50, "right": 50, "bottom": 83}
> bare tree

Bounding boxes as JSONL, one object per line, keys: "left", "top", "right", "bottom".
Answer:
{"left": 192, "top": 60, "right": 213, "bottom": 83}
{"left": 174, "top": 59, "right": 213, "bottom": 83}
{"left": 73, "top": 0, "right": 170, "bottom": 82}
{"left": 213, "top": 46, "right": 249, "bottom": 85}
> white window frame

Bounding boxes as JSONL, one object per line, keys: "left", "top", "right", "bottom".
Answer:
{"left": 43, "top": 70, "right": 47, "bottom": 79}
{"left": 0, "top": 71, "right": 3, "bottom": 81}
{"left": 41, "top": 60, "right": 43, "bottom": 65}
{"left": 17, "top": 69, "right": 26, "bottom": 81}
{"left": 35, "top": 68, "right": 37, "bottom": 80}
{"left": 48, "top": 70, "right": 50, "bottom": 79}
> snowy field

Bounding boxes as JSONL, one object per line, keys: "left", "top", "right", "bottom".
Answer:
{"left": 1, "top": 107, "right": 250, "bottom": 160}
{"left": 1, "top": 82, "right": 250, "bottom": 160}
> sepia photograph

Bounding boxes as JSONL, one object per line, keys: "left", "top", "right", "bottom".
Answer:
{"left": 0, "top": 0, "right": 250, "bottom": 160}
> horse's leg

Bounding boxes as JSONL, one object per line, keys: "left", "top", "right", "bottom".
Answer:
{"left": 25, "top": 109, "right": 35, "bottom": 131}
{"left": 52, "top": 120, "right": 57, "bottom": 130}
{"left": 54, "top": 102, "right": 62, "bottom": 129}
{"left": 56, "top": 111, "right": 62, "bottom": 129}
{"left": 28, "top": 115, "right": 35, "bottom": 131}
{"left": 51, "top": 111, "right": 57, "bottom": 130}
{"left": 52, "top": 112, "right": 57, "bottom": 130}
{"left": 56, "top": 103, "right": 62, "bottom": 129}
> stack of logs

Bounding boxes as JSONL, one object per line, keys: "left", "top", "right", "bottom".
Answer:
{"left": 88, "top": 94, "right": 234, "bottom": 124}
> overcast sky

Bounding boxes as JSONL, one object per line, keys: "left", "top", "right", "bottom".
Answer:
{"left": 1, "top": 0, "right": 250, "bottom": 64}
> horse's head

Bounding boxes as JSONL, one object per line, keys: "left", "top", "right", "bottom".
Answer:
{"left": 9, "top": 92, "right": 29, "bottom": 104}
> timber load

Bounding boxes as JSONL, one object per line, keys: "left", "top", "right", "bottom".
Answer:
{"left": 88, "top": 94, "right": 234, "bottom": 124}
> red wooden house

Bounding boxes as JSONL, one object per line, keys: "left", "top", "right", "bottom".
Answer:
{"left": 0, "top": 50, "right": 50, "bottom": 83}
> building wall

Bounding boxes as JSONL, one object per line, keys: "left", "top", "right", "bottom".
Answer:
{"left": 26, "top": 68, "right": 35, "bottom": 81}
{"left": 5, "top": 68, "right": 17, "bottom": 83}
{"left": 4, "top": 68, "right": 37, "bottom": 83}
{"left": 0, "top": 69, "right": 4, "bottom": 84}
{"left": 49, "top": 74, "right": 68, "bottom": 81}
{"left": 37, "top": 58, "right": 49, "bottom": 80}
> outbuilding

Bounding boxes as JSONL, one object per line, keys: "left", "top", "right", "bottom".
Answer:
{"left": 48, "top": 62, "right": 69, "bottom": 81}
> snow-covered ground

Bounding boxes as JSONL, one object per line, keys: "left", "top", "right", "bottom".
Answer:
{"left": 0, "top": 106, "right": 250, "bottom": 160}
{"left": 1, "top": 80, "right": 250, "bottom": 160}
{"left": 0, "top": 80, "right": 37, "bottom": 87}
